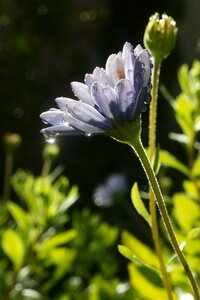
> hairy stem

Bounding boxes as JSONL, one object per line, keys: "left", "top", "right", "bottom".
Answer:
{"left": 149, "top": 57, "right": 173, "bottom": 300}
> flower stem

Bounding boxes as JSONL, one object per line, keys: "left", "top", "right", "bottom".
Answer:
{"left": 41, "top": 157, "right": 51, "bottom": 177}
{"left": 131, "top": 138, "right": 200, "bottom": 300}
{"left": 149, "top": 58, "right": 173, "bottom": 300}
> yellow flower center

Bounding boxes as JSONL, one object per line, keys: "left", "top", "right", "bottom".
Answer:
{"left": 117, "top": 68, "right": 125, "bottom": 79}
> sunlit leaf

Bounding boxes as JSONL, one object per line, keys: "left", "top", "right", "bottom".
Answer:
{"left": 160, "top": 150, "right": 190, "bottom": 176}
{"left": 58, "top": 185, "right": 79, "bottom": 213}
{"left": 131, "top": 183, "right": 151, "bottom": 226}
{"left": 7, "top": 201, "right": 31, "bottom": 232}
{"left": 173, "top": 94, "right": 194, "bottom": 138}
{"left": 36, "top": 230, "right": 77, "bottom": 254}
{"left": 128, "top": 263, "right": 167, "bottom": 300}
{"left": 192, "top": 154, "right": 200, "bottom": 177}
{"left": 1, "top": 229, "right": 25, "bottom": 270}
{"left": 50, "top": 248, "right": 77, "bottom": 279}
{"left": 153, "top": 145, "right": 161, "bottom": 174}
{"left": 178, "top": 64, "right": 190, "bottom": 95}
{"left": 172, "top": 193, "right": 200, "bottom": 232}
{"left": 118, "top": 245, "right": 158, "bottom": 273}
{"left": 169, "top": 132, "right": 189, "bottom": 144}
{"left": 122, "top": 231, "right": 159, "bottom": 269}
{"left": 183, "top": 180, "right": 199, "bottom": 199}
{"left": 187, "top": 228, "right": 200, "bottom": 241}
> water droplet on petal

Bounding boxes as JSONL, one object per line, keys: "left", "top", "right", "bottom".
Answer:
{"left": 84, "top": 132, "right": 92, "bottom": 137}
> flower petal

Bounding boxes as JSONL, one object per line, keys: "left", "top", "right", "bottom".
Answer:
{"left": 41, "top": 123, "right": 79, "bottom": 135}
{"left": 138, "top": 49, "right": 151, "bottom": 87}
{"left": 55, "top": 97, "right": 75, "bottom": 111}
{"left": 131, "top": 86, "right": 151, "bottom": 120}
{"left": 62, "top": 98, "right": 112, "bottom": 130}
{"left": 40, "top": 110, "right": 65, "bottom": 125}
{"left": 64, "top": 113, "right": 106, "bottom": 134}
{"left": 71, "top": 81, "right": 95, "bottom": 106}
{"left": 105, "top": 52, "right": 124, "bottom": 86}
{"left": 122, "top": 42, "right": 134, "bottom": 84}
{"left": 114, "top": 79, "right": 134, "bottom": 121}
{"left": 91, "top": 82, "right": 119, "bottom": 119}
{"left": 85, "top": 67, "right": 108, "bottom": 87}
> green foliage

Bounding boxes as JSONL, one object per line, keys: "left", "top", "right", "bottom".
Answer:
{"left": 0, "top": 146, "right": 133, "bottom": 299}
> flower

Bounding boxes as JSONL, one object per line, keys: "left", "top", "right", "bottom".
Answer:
{"left": 40, "top": 42, "right": 152, "bottom": 143}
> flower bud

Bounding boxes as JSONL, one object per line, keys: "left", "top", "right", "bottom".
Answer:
{"left": 144, "top": 13, "right": 178, "bottom": 62}
{"left": 43, "top": 143, "right": 60, "bottom": 162}
{"left": 3, "top": 133, "right": 22, "bottom": 153}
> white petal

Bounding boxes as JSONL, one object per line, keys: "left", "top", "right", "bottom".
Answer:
{"left": 138, "top": 49, "right": 151, "bottom": 86}
{"left": 115, "top": 79, "right": 134, "bottom": 120}
{"left": 64, "top": 113, "right": 106, "bottom": 134}
{"left": 41, "top": 123, "right": 79, "bottom": 135}
{"left": 64, "top": 99, "right": 111, "bottom": 130}
{"left": 55, "top": 97, "right": 75, "bottom": 111}
{"left": 91, "top": 82, "right": 118, "bottom": 119}
{"left": 71, "top": 81, "right": 95, "bottom": 106}
{"left": 85, "top": 67, "right": 108, "bottom": 87}
{"left": 122, "top": 42, "right": 134, "bottom": 83}
{"left": 40, "top": 110, "right": 65, "bottom": 125}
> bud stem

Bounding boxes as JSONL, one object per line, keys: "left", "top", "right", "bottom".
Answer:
{"left": 148, "top": 57, "right": 174, "bottom": 300}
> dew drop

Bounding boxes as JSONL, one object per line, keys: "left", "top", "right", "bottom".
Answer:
{"left": 84, "top": 132, "right": 92, "bottom": 137}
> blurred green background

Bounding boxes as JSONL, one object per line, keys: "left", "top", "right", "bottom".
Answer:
{"left": 1, "top": 0, "right": 200, "bottom": 203}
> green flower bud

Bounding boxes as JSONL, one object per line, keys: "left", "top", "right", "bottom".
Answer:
{"left": 144, "top": 13, "right": 178, "bottom": 62}
{"left": 43, "top": 143, "right": 60, "bottom": 162}
{"left": 3, "top": 133, "right": 22, "bottom": 153}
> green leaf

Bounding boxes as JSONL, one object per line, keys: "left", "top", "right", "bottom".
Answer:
{"left": 7, "top": 201, "right": 31, "bottom": 232}
{"left": 131, "top": 183, "right": 151, "bottom": 226}
{"left": 178, "top": 64, "right": 190, "bottom": 95}
{"left": 172, "top": 193, "right": 200, "bottom": 232}
{"left": 36, "top": 230, "right": 77, "bottom": 254}
{"left": 153, "top": 144, "right": 161, "bottom": 174}
{"left": 169, "top": 132, "right": 189, "bottom": 145}
{"left": 128, "top": 264, "right": 167, "bottom": 299}
{"left": 58, "top": 185, "right": 79, "bottom": 213}
{"left": 160, "top": 150, "right": 190, "bottom": 176}
{"left": 192, "top": 154, "right": 200, "bottom": 177}
{"left": 50, "top": 248, "right": 76, "bottom": 279}
{"left": 183, "top": 180, "right": 199, "bottom": 199}
{"left": 187, "top": 228, "right": 200, "bottom": 241}
{"left": 173, "top": 94, "right": 194, "bottom": 138}
{"left": 121, "top": 230, "right": 159, "bottom": 269}
{"left": 118, "top": 245, "right": 158, "bottom": 273}
{"left": 1, "top": 229, "right": 25, "bottom": 270}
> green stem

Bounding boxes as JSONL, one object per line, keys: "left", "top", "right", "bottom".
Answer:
{"left": 149, "top": 57, "right": 160, "bottom": 160}
{"left": 3, "top": 152, "right": 13, "bottom": 201}
{"left": 149, "top": 58, "right": 173, "bottom": 300}
{"left": 41, "top": 158, "right": 51, "bottom": 177}
{"left": 131, "top": 138, "right": 200, "bottom": 300}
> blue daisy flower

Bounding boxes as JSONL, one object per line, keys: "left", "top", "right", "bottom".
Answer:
{"left": 40, "top": 42, "right": 152, "bottom": 142}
